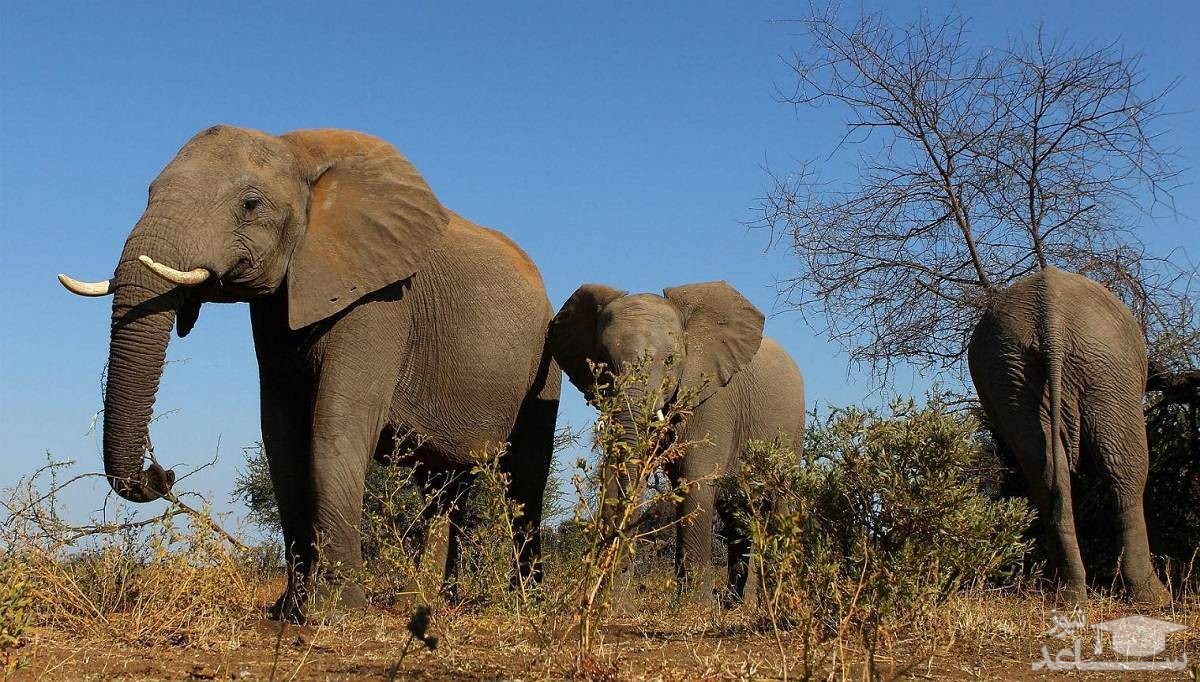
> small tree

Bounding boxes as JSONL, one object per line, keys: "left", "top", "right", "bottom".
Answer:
{"left": 757, "top": 6, "right": 1193, "bottom": 378}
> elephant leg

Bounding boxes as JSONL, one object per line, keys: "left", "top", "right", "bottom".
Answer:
{"left": 1045, "top": 468, "right": 1088, "bottom": 604}
{"left": 308, "top": 419, "right": 375, "bottom": 612}
{"left": 673, "top": 476, "right": 718, "bottom": 601}
{"left": 415, "top": 467, "right": 473, "bottom": 601}
{"left": 985, "top": 390, "right": 1087, "bottom": 602}
{"left": 1083, "top": 402, "right": 1170, "bottom": 605}
{"left": 670, "top": 423, "right": 735, "bottom": 603}
{"left": 307, "top": 357, "right": 402, "bottom": 615}
{"left": 260, "top": 378, "right": 315, "bottom": 621}
{"left": 1031, "top": 428, "right": 1088, "bottom": 602}
{"left": 503, "top": 386, "right": 559, "bottom": 587}
{"left": 1019, "top": 465, "right": 1086, "bottom": 599}
{"left": 716, "top": 494, "right": 752, "bottom": 607}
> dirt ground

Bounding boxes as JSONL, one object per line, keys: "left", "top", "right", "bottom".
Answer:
{"left": 11, "top": 592, "right": 1198, "bottom": 681}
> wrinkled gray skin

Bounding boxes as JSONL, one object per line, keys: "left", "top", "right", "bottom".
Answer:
{"left": 968, "top": 267, "right": 1169, "bottom": 605}
{"left": 68, "top": 126, "right": 560, "bottom": 621}
{"left": 548, "top": 282, "right": 805, "bottom": 603}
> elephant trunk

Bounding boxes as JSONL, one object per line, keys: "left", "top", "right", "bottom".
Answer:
{"left": 103, "top": 226, "right": 186, "bottom": 503}
{"left": 600, "top": 392, "right": 651, "bottom": 533}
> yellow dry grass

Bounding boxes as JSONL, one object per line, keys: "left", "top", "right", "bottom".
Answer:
{"left": 5, "top": 548, "right": 1197, "bottom": 680}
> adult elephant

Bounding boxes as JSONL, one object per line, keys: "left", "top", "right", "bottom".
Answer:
{"left": 547, "top": 281, "right": 805, "bottom": 603}
{"left": 968, "top": 266, "right": 1169, "bottom": 605}
{"left": 58, "top": 126, "right": 561, "bottom": 621}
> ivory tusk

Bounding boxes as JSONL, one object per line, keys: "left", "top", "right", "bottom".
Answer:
{"left": 138, "top": 255, "right": 210, "bottom": 286}
{"left": 58, "top": 273, "right": 114, "bottom": 297}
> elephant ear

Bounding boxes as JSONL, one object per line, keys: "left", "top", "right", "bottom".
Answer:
{"left": 547, "top": 283, "right": 626, "bottom": 399}
{"left": 663, "top": 281, "right": 764, "bottom": 404}
{"left": 282, "top": 129, "right": 450, "bottom": 330}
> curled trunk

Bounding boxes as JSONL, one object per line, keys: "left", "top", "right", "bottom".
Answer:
{"left": 103, "top": 230, "right": 183, "bottom": 502}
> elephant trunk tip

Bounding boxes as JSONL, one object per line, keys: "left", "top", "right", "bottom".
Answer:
{"left": 108, "top": 462, "right": 176, "bottom": 503}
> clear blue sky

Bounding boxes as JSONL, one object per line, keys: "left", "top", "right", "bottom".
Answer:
{"left": 1, "top": 1, "right": 1196, "bottom": 529}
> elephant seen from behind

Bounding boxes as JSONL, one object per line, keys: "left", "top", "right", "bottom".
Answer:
{"left": 547, "top": 281, "right": 806, "bottom": 603}
{"left": 968, "top": 266, "right": 1169, "bottom": 605}
{"left": 59, "top": 125, "right": 561, "bottom": 621}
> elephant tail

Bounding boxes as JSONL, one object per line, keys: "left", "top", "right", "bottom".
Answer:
{"left": 1039, "top": 274, "right": 1071, "bottom": 509}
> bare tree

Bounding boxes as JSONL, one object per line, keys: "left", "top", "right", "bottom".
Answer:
{"left": 757, "top": 6, "right": 1193, "bottom": 380}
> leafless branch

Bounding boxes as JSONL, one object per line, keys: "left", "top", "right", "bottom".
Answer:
{"left": 2, "top": 454, "right": 247, "bottom": 552}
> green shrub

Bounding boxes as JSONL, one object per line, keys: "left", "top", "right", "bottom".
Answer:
{"left": 356, "top": 461, "right": 430, "bottom": 606}
{"left": 1143, "top": 401, "right": 1200, "bottom": 589}
{"left": 231, "top": 443, "right": 281, "bottom": 533}
{"left": 721, "top": 394, "right": 1032, "bottom": 653}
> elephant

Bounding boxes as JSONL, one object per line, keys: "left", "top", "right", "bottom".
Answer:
{"left": 968, "top": 266, "right": 1169, "bottom": 605}
{"left": 546, "top": 281, "right": 805, "bottom": 603}
{"left": 58, "top": 125, "right": 561, "bottom": 621}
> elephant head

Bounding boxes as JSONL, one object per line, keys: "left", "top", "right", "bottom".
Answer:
{"left": 547, "top": 280, "right": 764, "bottom": 450}
{"left": 58, "top": 126, "right": 449, "bottom": 503}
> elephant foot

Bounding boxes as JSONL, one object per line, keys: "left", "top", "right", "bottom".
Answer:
{"left": 435, "top": 582, "right": 462, "bottom": 607}
{"left": 675, "top": 570, "right": 721, "bottom": 609}
{"left": 1129, "top": 579, "right": 1171, "bottom": 607}
{"left": 268, "top": 589, "right": 307, "bottom": 623}
{"left": 602, "top": 574, "right": 643, "bottom": 616}
{"left": 717, "top": 586, "right": 747, "bottom": 610}
{"left": 269, "top": 582, "right": 370, "bottom": 624}
{"left": 326, "top": 582, "right": 371, "bottom": 610}
{"left": 1056, "top": 582, "right": 1088, "bottom": 607}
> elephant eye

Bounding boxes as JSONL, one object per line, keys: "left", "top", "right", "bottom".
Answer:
{"left": 241, "top": 195, "right": 261, "bottom": 212}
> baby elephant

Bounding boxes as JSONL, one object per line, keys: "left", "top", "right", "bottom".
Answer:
{"left": 548, "top": 281, "right": 805, "bottom": 603}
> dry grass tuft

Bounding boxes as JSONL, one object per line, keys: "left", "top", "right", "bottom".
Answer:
{"left": 14, "top": 521, "right": 265, "bottom": 649}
